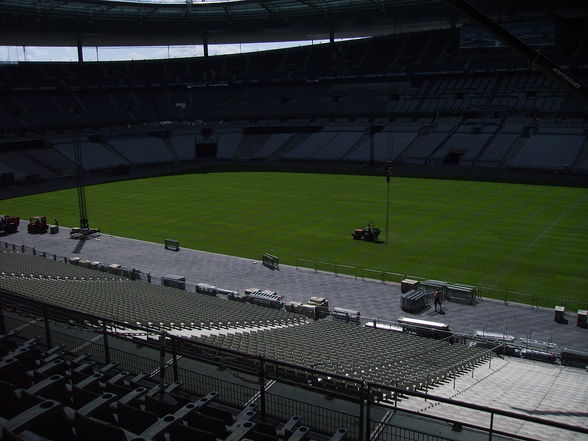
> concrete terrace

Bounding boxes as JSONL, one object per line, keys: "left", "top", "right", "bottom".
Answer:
{"left": 1, "top": 227, "right": 586, "bottom": 352}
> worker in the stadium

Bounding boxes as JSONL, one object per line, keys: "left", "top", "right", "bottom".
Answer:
{"left": 434, "top": 289, "right": 442, "bottom": 312}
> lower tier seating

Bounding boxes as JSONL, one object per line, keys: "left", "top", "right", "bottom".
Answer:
{"left": 0, "top": 329, "right": 347, "bottom": 441}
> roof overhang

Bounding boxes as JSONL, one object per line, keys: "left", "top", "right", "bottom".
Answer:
{"left": 0, "top": 0, "right": 584, "bottom": 47}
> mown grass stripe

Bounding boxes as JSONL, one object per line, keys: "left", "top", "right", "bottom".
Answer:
{"left": 2, "top": 172, "right": 587, "bottom": 304}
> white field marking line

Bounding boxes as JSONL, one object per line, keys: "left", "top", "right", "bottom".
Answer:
{"left": 524, "top": 195, "right": 587, "bottom": 252}
{"left": 490, "top": 195, "right": 587, "bottom": 286}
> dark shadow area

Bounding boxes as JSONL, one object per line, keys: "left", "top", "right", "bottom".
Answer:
{"left": 73, "top": 238, "right": 86, "bottom": 254}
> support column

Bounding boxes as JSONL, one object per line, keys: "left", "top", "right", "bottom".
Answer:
{"left": 258, "top": 358, "right": 266, "bottom": 418}
{"left": 0, "top": 303, "right": 6, "bottom": 334}
{"left": 43, "top": 308, "right": 52, "bottom": 348}
{"left": 77, "top": 39, "right": 84, "bottom": 63}
{"left": 358, "top": 381, "right": 366, "bottom": 441}
{"left": 365, "top": 383, "right": 372, "bottom": 441}
{"left": 172, "top": 338, "right": 179, "bottom": 382}
{"left": 159, "top": 331, "right": 166, "bottom": 398}
{"left": 102, "top": 322, "right": 111, "bottom": 364}
{"left": 203, "top": 36, "right": 209, "bottom": 58}
{"left": 369, "top": 127, "right": 375, "bottom": 168}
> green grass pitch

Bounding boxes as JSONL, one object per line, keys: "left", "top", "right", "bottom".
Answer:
{"left": 2, "top": 171, "right": 587, "bottom": 307}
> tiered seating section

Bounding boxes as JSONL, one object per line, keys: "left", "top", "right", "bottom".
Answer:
{"left": 54, "top": 140, "right": 124, "bottom": 170}
{"left": 0, "top": 24, "right": 586, "bottom": 136}
{"left": 0, "top": 117, "right": 588, "bottom": 180}
{"left": 0, "top": 26, "right": 586, "bottom": 178}
{"left": 1, "top": 69, "right": 585, "bottom": 134}
{"left": 0, "top": 250, "right": 491, "bottom": 394}
{"left": 0, "top": 330, "right": 346, "bottom": 441}
{"left": 1, "top": 22, "right": 586, "bottom": 91}
{"left": 0, "top": 251, "right": 307, "bottom": 332}
{"left": 1, "top": 116, "right": 586, "bottom": 177}
{"left": 107, "top": 137, "right": 173, "bottom": 164}
{"left": 196, "top": 321, "right": 489, "bottom": 391}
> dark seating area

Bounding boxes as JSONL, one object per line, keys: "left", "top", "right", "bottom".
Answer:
{"left": 0, "top": 250, "right": 307, "bottom": 332}
{"left": 0, "top": 330, "right": 347, "bottom": 441}
{"left": 2, "top": 20, "right": 586, "bottom": 92}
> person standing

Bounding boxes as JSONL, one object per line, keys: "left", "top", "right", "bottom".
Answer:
{"left": 434, "top": 289, "right": 442, "bottom": 312}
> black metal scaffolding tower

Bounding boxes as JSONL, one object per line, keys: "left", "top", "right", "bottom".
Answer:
{"left": 73, "top": 132, "right": 89, "bottom": 230}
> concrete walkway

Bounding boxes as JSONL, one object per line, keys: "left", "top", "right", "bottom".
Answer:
{"left": 2, "top": 226, "right": 587, "bottom": 352}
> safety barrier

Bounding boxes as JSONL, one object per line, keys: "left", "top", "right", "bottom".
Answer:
{"left": 164, "top": 238, "right": 180, "bottom": 251}
{"left": 3, "top": 301, "right": 587, "bottom": 441}
{"left": 295, "top": 257, "right": 587, "bottom": 311}
{"left": 262, "top": 252, "right": 279, "bottom": 270}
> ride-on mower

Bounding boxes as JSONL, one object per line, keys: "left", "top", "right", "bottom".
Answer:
{"left": 352, "top": 221, "right": 381, "bottom": 242}
{"left": 28, "top": 216, "right": 48, "bottom": 234}
{"left": 0, "top": 215, "right": 19, "bottom": 235}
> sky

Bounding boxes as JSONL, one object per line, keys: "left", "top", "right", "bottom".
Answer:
{"left": 0, "top": 40, "right": 338, "bottom": 63}
{"left": 0, "top": 0, "right": 337, "bottom": 63}
{"left": 0, "top": 0, "right": 365, "bottom": 63}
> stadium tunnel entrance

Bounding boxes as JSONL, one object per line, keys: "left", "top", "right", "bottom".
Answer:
{"left": 443, "top": 149, "right": 465, "bottom": 165}
{"left": 196, "top": 141, "right": 217, "bottom": 159}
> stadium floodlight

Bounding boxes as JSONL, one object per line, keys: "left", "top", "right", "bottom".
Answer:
{"left": 384, "top": 160, "right": 393, "bottom": 245}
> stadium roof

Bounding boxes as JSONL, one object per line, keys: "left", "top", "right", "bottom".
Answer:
{"left": 0, "top": 0, "right": 583, "bottom": 47}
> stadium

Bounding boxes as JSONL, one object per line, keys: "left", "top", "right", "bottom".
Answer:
{"left": 0, "top": 0, "right": 587, "bottom": 440}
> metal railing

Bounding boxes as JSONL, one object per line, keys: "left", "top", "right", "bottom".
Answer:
{"left": 2, "top": 295, "right": 588, "bottom": 441}
{"left": 296, "top": 257, "right": 588, "bottom": 311}
{"left": 1, "top": 240, "right": 583, "bottom": 368}
{"left": 296, "top": 258, "right": 412, "bottom": 284}
{"left": 370, "top": 419, "right": 454, "bottom": 441}
{"left": 266, "top": 393, "right": 361, "bottom": 440}
{"left": 0, "top": 240, "right": 241, "bottom": 297}
{"left": 3, "top": 239, "right": 586, "bottom": 312}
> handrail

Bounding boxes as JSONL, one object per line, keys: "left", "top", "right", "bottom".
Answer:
{"left": 2, "top": 290, "right": 588, "bottom": 438}
{"left": 295, "top": 256, "right": 588, "bottom": 310}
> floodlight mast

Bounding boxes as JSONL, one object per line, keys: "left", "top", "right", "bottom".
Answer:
{"left": 444, "top": 0, "right": 588, "bottom": 102}
{"left": 385, "top": 161, "right": 393, "bottom": 245}
{"left": 73, "top": 131, "right": 89, "bottom": 230}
